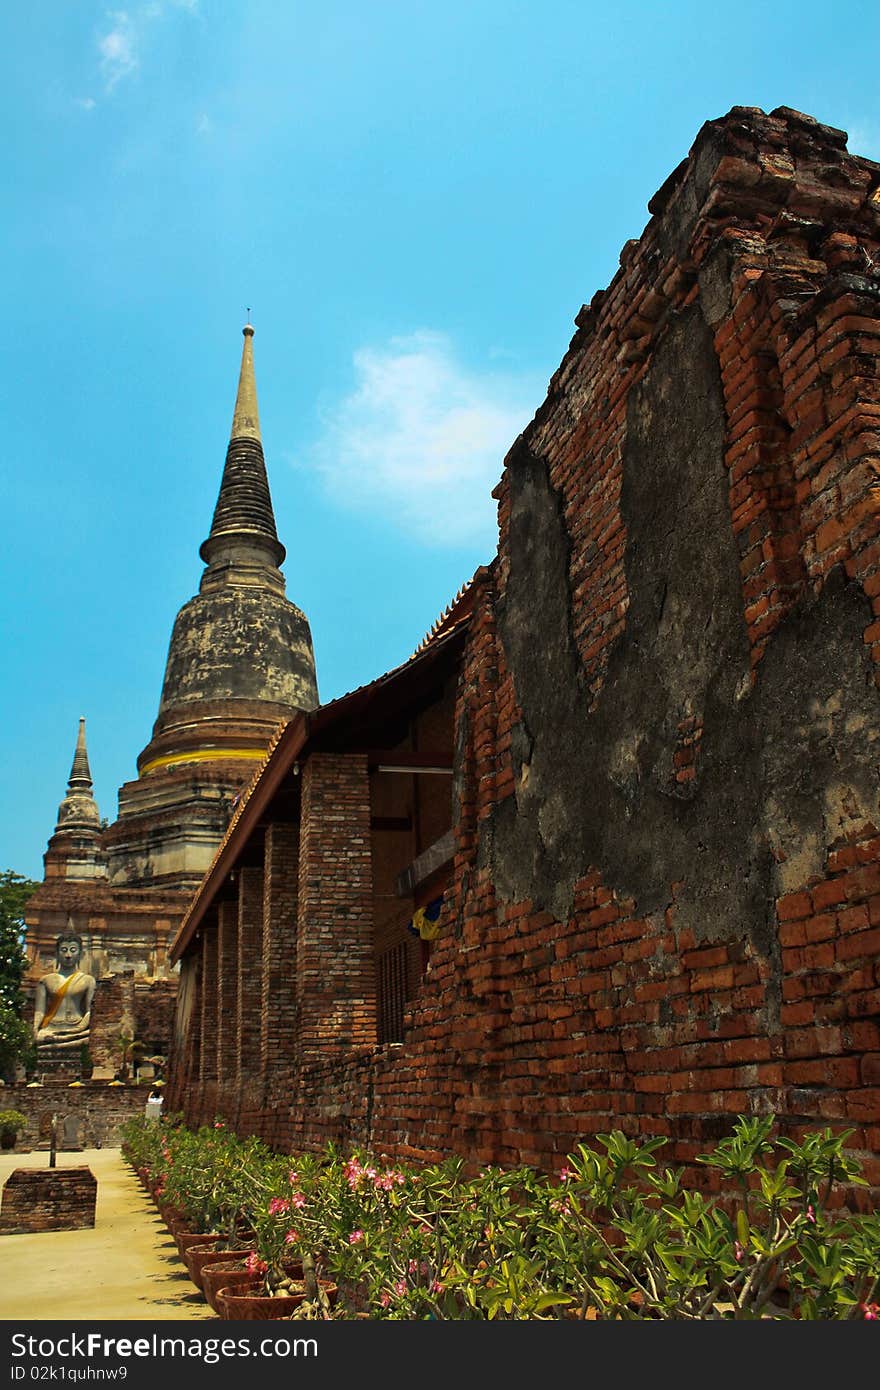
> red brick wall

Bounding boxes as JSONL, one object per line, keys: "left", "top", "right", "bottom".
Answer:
{"left": 261, "top": 823, "right": 298, "bottom": 1079}
{"left": 296, "top": 754, "right": 376, "bottom": 1055}
{"left": 0, "top": 1081, "right": 146, "bottom": 1151}
{"left": 237, "top": 865, "right": 263, "bottom": 1087}
{"left": 199, "top": 928, "right": 218, "bottom": 1085}
{"left": 365, "top": 106, "right": 880, "bottom": 1195}
{"left": 217, "top": 900, "right": 239, "bottom": 1082}
{"left": 171, "top": 106, "right": 880, "bottom": 1204}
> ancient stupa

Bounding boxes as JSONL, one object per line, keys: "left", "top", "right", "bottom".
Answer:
{"left": 25, "top": 324, "right": 318, "bottom": 1007}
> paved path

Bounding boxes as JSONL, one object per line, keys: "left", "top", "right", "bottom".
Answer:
{"left": 0, "top": 1148, "right": 217, "bottom": 1321}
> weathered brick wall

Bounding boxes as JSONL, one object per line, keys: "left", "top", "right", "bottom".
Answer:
{"left": 297, "top": 755, "right": 375, "bottom": 1056}
{"left": 272, "top": 107, "right": 880, "bottom": 1199}
{"left": 200, "top": 927, "right": 218, "bottom": 1085}
{"left": 254, "top": 824, "right": 299, "bottom": 1146}
{"left": 170, "top": 106, "right": 880, "bottom": 1205}
{"left": 0, "top": 1167, "right": 97, "bottom": 1233}
{"left": 217, "top": 900, "right": 239, "bottom": 1082}
{"left": 86, "top": 973, "right": 177, "bottom": 1071}
{"left": 0, "top": 1081, "right": 146, "bottom": 1150}
{"left": 366, "top": 105, "right": 880, "bottom": 1194}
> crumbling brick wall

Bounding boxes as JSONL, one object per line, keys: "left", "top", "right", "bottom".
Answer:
{"left": 169, "top": 105, "right": 880, "bottom": 1204}
{"left": 376, "top": 104, "right": 880, "bottom": 1190}
{"left": 1, "top": 1081, "right": 148, "bottom": 1150}
{"left": 281, "top": 106, "right": 880, "bottom": 1199}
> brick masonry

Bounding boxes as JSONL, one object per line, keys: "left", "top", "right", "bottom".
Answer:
{"left": 0, "top": 1081, "right": 149, "bottom": 1150}
{"left": 0, "top": 1167, "right": 97, "bottom": 1234}
{"left": 168, "top": 106, "right": 880, "bottom": 1205}
{"left": 296, "top": 754, "right": 375, "bottom": 1058}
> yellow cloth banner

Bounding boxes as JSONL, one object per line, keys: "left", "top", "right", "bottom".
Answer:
{"left": 411, "top": 905, "right": 441, "bottom": 941}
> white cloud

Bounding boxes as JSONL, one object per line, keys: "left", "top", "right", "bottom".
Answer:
{"left": 196, "top": 112, "right": 212, "bottom": 135}
{"left": 308, "top": 331, "right": 540, "bottom": 548}
{"left": 98, "top": 11, "right": 139, "bottom": 90}
{"left": 75, "top": 97, "right": 97, "bottom": 111}
{"left": 96, "top": 2, "right": 198, "bottom": 94}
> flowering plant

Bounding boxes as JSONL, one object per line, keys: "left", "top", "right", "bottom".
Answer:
{"left": 122, "top": 1115, "right": 879, "bottom": 1318}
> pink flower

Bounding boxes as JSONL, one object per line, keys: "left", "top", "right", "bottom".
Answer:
{"left": 379, "top": 1291, "right": 391, "bottom": 1308}
{"left": 558, "top": 1166, "right": 573, "bottom": 1183}
{"left": 343, "top": 1158, "right": 363, "bottom": 1189}
{"left": 348, "top": 1230, "right": 364, "bottom": 1244}
{"left": 268, "top": 1197, "right": 290, "bottom": 1216}
{"left": 431, "top": 1280, "right": 444, "bottom": 1294}
{"left": 291, "top": 1192, "right": 306, "bottom": 1209}
{"left": 394, "top": 1278, "right": 407, "bottom": 1297}
{"left": 805, "top": 1204, "right": 816, "bottom": 1224}
{"left": 284, "top": 1229, "right": 299, "bottom": 1245}
{"left": 734, "top": 1241, "right": 745, "bottom": 1264}
{"left": 288, "top": 1170, "right": 299, "bottom": 1186}
{"left": 862, "top": 1302, "right": 879, "bottom": 1320}
{"left": 245, "top": 1252, "right": 267, "bottom": 1275}
{"left": 214, "top": 1121, "right": 224, "bottom": 1129}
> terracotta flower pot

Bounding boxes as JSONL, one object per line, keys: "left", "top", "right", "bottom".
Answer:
{"left": 176, "top": 1229, "right": 218, "bottom": 1260}
{"left": 202, "top": 1259, "right": 303, "bottom": 1314}
{"left": 216, "top": 1277, "right": 337, "bottom": 1321}
{"left": 157, "top": 1203, "right": 185, "bottom": 1231}
{"left": 185, "top": 1243, "right": 255, "bottom": 1292}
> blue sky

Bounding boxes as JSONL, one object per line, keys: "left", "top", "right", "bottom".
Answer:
{"left": 1, "top": 1, "right": 878, "bottom": 882}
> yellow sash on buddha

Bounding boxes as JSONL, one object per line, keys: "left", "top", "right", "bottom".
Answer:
{"left": 40, "top": 970, "right": 87, "bottom": 1030}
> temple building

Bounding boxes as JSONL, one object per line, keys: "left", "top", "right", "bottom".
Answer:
{"left": 23, "top": 325, "right": 318, "bottom": 1070}
{"left": 165, "top": 106, "right": 880, "bottom": 1204}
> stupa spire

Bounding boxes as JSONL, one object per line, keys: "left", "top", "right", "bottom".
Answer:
{"left": 230, "top": 322, "right": 261, "bottom": 442}
{"left": 68, "top": 716, "right": 93, "bottom": 789}
{"left": 54, "top": 718, "right": 101, "bottom": 834}
{"left": 199, "top": 324, "right": 286, "bottom": 578}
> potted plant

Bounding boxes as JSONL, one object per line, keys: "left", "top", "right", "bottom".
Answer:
{"left": 0, "top": 1108, "right": 27, "bottom": 1150}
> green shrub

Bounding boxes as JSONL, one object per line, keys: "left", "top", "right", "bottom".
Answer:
{"left": 121, "top": 1113, "right": 880, "bottom": 1319}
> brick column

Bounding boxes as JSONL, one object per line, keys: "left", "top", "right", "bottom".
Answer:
{"left": 261, "top": 822, "right": 299, "bottom": 1075}
{"left": 216, "top": 901, "right": 239, "bottom": 1086}
{"left": 297, "top": 753, "right": 375, "bottom": 1057}
{"left": 174, "top": 953, "right": 201, "bottom": 1100}
{"left": 237, "top": 864, "right": 264, "bottom": 1084}
{"left": 199, "top": 927, "right": 219, "bottom": 1084}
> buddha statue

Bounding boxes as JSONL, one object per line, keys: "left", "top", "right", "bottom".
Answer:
{"left": 33, "top": 933, "right": 96, "bottom": 1052}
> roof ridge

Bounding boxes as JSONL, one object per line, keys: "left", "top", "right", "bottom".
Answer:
{"left": 410, "top": 575, "right": 477, "bottom": 658}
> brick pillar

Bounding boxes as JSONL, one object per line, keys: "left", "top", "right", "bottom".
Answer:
{"left": 237, "top": 864, "right": 264, "bottom": 1084}
{"left": 217, "top": 901, "right": 239, "bottom": 1086}
{"left": 262, "top": 823, "right": 299, "bottom": 1075}
{"left": 199, "top": 927, "right": 218, "bottom": 1084}
{"left": 174, "top": 953, "right": 201, "bottom": 1100}
{"left": 297, "top": 753, "right": 375, "bottom": 1057}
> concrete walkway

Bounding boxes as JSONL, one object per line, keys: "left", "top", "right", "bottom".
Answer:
{"left": 0, "top": 1148, "right": 217, "bottom": 1321}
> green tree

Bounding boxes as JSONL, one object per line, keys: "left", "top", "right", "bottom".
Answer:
{"left": 0, "top": 870, "right": 38, "bottom": 1080}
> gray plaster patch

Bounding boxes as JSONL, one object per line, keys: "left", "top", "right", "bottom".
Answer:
{"left": 490, "top": 304, "right": 880, "bottom": 995}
